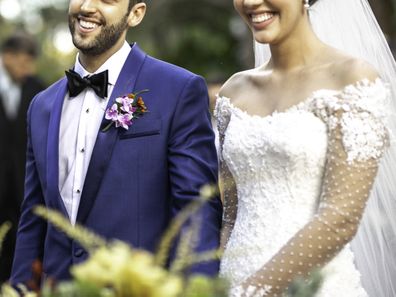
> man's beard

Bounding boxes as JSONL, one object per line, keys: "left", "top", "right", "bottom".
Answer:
{"left": 68, "top": 13, "right": 128, "bottom": 56}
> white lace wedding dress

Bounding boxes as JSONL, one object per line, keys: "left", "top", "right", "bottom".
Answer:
{"left": 215, "top": 79, "right": 390, "bottom": 297}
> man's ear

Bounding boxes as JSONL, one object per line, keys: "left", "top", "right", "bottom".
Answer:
{"left": 127, "top": 2, "right": 146, "bottom": 27}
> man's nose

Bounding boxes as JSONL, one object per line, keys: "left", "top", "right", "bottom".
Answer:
{"left": 80, "top": 0, "right": 98, "bottom": 13}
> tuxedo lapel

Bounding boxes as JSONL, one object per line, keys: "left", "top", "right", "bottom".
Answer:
{"left": 76, "top": 44, "right": 147, "bottom": 223}
{"left": 46, "top": 79, "right": 70, "bottom": 217}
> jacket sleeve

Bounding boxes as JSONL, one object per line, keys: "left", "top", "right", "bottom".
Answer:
{"left": 167, "top": 75, "right": 222, "bottom": 276}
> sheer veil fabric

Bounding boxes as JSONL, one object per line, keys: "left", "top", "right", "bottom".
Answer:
{"left": 254, "top": 0, "right": 396, "bottom": 296}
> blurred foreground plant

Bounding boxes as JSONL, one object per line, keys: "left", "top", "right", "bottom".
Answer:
{"left": 286, "top": 271, "right": 323, "bottom": 297}
{"left": 0, "top": 222, "right": 12, "bottom": 257}
{"left": 0, "top": 185, "right": 227, "bottom": 297}
{"left": 0, "top": 185, "right": 322, "bottom": 297}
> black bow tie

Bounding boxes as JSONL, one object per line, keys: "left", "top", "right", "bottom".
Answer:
{"left": 65, "top": 69, "right": 109, "bottom": 99}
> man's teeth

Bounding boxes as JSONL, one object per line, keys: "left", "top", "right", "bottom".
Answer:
{"left": 79, "top": 20, "right": 99, "bottom": 29}
{"left": 252, "top": 13, "right": 274, "bottom": 23}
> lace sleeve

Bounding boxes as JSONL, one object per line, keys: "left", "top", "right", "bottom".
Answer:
{"left": 238, "top": 79, "right": 390, "bottom": 297}
{"left": 215, "top": 96, "right": 238, "bottom": 249}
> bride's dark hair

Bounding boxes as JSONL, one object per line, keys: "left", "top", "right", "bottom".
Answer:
{"left": 309, "top": 0, "right": 319, "bottom": 5}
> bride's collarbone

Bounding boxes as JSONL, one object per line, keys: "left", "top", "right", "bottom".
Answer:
{"left": 229, "top": 72, "right": 349, "bottom": 117}
{"left": 229, "top": 85, "right": 316, "bottom": 117}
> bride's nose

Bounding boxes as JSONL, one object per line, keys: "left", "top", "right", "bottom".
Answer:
{"left": 243, "top": 0, "right": 264, "bottom": 7}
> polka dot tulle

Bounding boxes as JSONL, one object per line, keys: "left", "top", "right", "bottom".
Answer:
{"left": 215, "top": 79, "right": 390, "bottom": 297}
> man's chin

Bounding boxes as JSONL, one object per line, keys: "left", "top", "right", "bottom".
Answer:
{"left": 72, "top": 39, "right": 102, "bottom": 56}
{"left": 77, "top": 46, "right": 105, "bottom": 56}
{"left": 77, "top": 47, "right": 92, "bottom": 54}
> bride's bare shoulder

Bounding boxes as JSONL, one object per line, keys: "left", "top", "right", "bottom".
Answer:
{"left": 329, "top": 50, "right": 380, "bottom": 85}
{"left": 218, "top": 68, "right": 261, "bottom": 101}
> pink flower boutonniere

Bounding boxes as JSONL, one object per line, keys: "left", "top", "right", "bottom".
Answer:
{"left": 102, "top": 89, "right": 149, "bottom": 132}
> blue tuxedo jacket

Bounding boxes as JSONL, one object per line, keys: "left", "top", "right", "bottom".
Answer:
{"left": 11, "top": 44, "right": 222, "bottom": 284}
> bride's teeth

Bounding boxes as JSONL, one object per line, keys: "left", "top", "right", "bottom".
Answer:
{"left": 79, "top": 20, "right": 98, "bottom": 29}
{"left": 252, "top": 12, "right": 274, "bottom": 23}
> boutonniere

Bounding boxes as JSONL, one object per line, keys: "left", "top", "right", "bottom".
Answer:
{"left": 102, "top": 89, "right": 149, "bottom": 132}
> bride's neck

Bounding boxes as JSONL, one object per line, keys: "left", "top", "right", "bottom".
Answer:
{"left": 269, "top": 24, "right": 325, "bottom": 72}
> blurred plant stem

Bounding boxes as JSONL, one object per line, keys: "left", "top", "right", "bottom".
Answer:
{"left": 0, "top": 222, "right": 11, "bottom": 257}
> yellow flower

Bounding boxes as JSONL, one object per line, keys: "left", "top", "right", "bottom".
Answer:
{"left": 0, "top": 283, "right": 38, "bottom": 297}
{"left": 122, "top": 252, "right": 182, "bottom": 297}
{"left": 72, "top": 241, "right": 183, "bottom": 297}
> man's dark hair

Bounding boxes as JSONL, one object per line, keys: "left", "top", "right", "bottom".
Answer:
{"left": 309, "top": 0, "right": 319, "bottom": 5}
{"left": 1, "top": 31, "right": 39, "bottom": 58}
{"left": 128, "top": 0, "right": 144, "bottom": 11}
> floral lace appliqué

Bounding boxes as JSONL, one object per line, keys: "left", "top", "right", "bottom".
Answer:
{"left": 309, "top": 79, "right": 390, "bottom": 163}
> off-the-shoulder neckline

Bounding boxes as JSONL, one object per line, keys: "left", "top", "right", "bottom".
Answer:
{"left": 216, "top": 78, "right": 384, "bottom": 121}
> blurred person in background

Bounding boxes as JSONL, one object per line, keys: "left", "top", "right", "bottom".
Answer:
{"left": 0, "top": 31, "right": 45, "bottom": 282}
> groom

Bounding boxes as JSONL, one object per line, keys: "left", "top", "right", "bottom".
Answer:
{"left": 11, "top": 0, "right": 222, "bottom": 285}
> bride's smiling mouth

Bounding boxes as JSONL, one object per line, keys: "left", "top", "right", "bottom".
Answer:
{"left": 250, "top": 11, "right": 278, "bottom": 30}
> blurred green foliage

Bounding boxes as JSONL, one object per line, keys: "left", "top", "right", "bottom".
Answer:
{"left": 0, "top": 0, "right": 394, "bottom": 87}
{"left": 0, "top": 3, "right": 75, "bottom": 85}
{"left": 287, "top": 271, "right": 323, "bottom": 297}
{"left": 141, "top": 0, "right": 241, "bottom": 82}
{"left": 0, "top": 0, "right": 244, "bottom": 86}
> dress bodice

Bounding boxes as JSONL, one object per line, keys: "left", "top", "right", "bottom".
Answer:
{"left": 220, "top": 99, "right": 328, "bottom": 276}
{"left": 215, "top": 79, "right": 390, "bottom": 297}
{"left": 223, "top": 100, "right": 327, "bottom": 226}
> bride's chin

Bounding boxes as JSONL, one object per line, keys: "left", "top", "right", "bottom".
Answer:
{"left": 254, "top": 35, "right": 274, "bottom": 45}
{"left": 252, "top": 30, "right": 278, "bottom": 45}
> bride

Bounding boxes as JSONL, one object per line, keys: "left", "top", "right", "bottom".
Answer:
{"left": 215, "top": 0, "right": 396, "bottom": 296}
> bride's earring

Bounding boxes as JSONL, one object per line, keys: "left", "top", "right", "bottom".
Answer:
{"left": 304, "top": 0, "right": 310, "bottom": 9}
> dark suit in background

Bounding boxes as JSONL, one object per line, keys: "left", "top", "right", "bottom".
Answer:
{"left": 0, "top": 33, "right": 45, "bottom": 282}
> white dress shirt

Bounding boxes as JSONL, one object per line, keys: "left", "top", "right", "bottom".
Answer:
{"left": 0, "top": 59, "right": 22, "bottom": 120}
{"left": 59, "top": 41, "right": 131, "bottom": 224}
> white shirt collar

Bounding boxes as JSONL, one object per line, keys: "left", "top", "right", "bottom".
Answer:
{"left": 0, "top": 58, "right": 18, "bottom": 93}
{"left": 0, "top": 58, "right": 22, "bottom": 119}
{"left": 73, "top": 41, "right": 132, "bottom": 86}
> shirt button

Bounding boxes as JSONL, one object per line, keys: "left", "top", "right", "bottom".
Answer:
{"left": 86, "top": 108, "right": 90, "bottom": 113}
{"left": 76, "top": 189, "right": 81, "bottom": 194}
{"left": 74, "top": 248, "right": 84, "bottom": 257}
{"left": 80, "top": 148, "right": 85, "bottom": 153}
